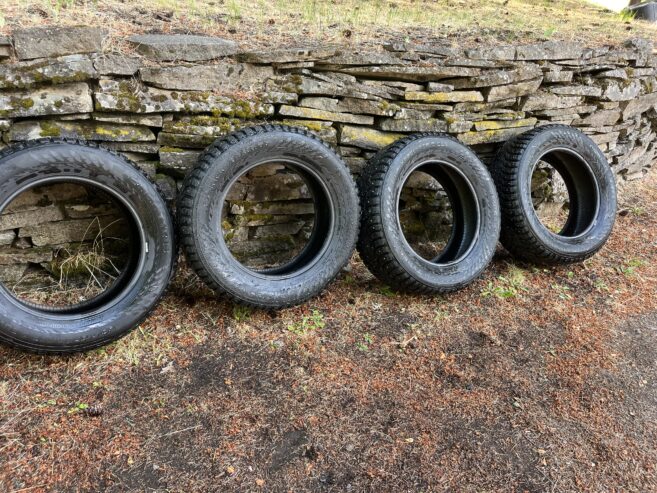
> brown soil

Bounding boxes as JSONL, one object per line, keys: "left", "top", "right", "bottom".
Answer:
{"left": 1, "top": 170, "right": 656, "bottom": 492}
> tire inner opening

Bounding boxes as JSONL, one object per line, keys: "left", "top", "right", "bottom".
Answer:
{"left": 221, "top": 162, "right": 330, "bottom": 275}
{"left": 531, "top": 149, "right": 599, "bottom": 237}
{"left": 398, "top": 163, "right": 479, "bottom": 265}
{"left": 0, "top": 181, "right": 141, "bottom": 313}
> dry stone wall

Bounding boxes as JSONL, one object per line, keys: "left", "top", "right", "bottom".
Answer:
{"left": 0, "top": 27, "right": 656, "bottom": 268}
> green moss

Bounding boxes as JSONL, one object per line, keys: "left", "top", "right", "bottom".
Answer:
{"left": 159, "top": 146, "right": 186, "bottom": 153}
{"left": 39, "top": 121, "right": 62, "bottom": 137}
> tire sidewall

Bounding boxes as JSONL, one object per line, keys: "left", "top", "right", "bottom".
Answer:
{"left": 379, "top": 136, "right": 500, "bottom": 288}
{"left": 0, "top": 143, "right": 175, "bottom": 350}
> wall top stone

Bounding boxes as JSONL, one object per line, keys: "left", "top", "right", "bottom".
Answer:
{"left": 127, "top": 34, "right": 239, "bottom": 62}
{"left": 13, "top": 27, "right": 105, "bottom": 60}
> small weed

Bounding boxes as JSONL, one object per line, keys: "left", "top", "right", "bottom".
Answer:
{"left": 482, "top": 266, "right": 528, "bottom": 299}
{"left": 593, "top": 279, "right": 610, "bottom": 292}
{"left": 68, "top": 402, "right": 89, "bottom": 414}
{"left": 618, "top": 258, "right": 644, "bottom": 276}
{"left": 543, "top": 26, "right": 557, "bottom": 37}
{"left": 356, "top": 333, "right": 374, "bottom": 352}
{"left": 551, "top": 283, "right": 572, "bottom": 300}
{"left": 379, "top": 286, "right": 397, "bottom": 297}
{"left": 287, "top": 310, "right": 325, "bottom": 336}
{"left": 619, "top": 8, "right": 636, "bottom": 23}
{"left": 232, "top": 305, "right": 251, "bottom": 322}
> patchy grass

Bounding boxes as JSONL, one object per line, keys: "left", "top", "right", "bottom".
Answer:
{"left": 2, "top": 0, "right": 656, "bottom": 49}
{"left": 0, "top": 169, "right": 656, "bottom": 492}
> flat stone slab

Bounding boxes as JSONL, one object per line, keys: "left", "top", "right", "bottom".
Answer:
{"left": 300, "top": 97, "right": 399, "bottom": 117}
{"left": 0, "top": 82, "right": 92, "bottom": 118}
{"left": 6, "top": 120, "right": 155, "bottom": 142}
{"left": 127, "top": 34, "right": 238, "bottom": 61}
{"left": 0, "top": 55, "right": 96, "bottom": 89}
{"left": 236, "top": 47, "right": 338, "bottom": 64}
{"left": 93, "top": 54, "right": 141, "bottom": 76}
{"left": 486, "top": 78, "right": 542, "bottom": 102}
{"left": 140, "top": 64, "right": 273, "bottom": 92}
{"left": 378, "top": 118, "right": 447, "bottom": 132}
{"left": 405, "top": 91, "right": 484, "bottom": 103}
{"left": 13, "top": 26, "right": 105, "bottom": 60}
{"left": 516, "top": 41, "right": 584, "bottom": 61}
{"left": 457, "top": 126, "right": 534, "bottom": 145}
{"left": 339, "top": 125, "right": 403, "bottom": 150}
{"left": 337, "top": 65, "right": 481, "bottom": 82}
{"left": 278, "top": 105, "right": 374, "bottom": 125}
{"left": 95, "top": 79, "right": 274, "bottom": 116}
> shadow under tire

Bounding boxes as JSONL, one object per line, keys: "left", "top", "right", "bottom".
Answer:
{"left": 0, "top": 139, "right": 176, "bottom": 354}
{"left": 358, "top": 133, "right": 501, "bottom": 293}
{"left": 490, "top": 125, "right": 617, "bottom": 265}
{"left": 177, "top": 125, "right": 360, "bottom": 308}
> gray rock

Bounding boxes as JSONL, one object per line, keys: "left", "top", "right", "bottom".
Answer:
{"left": 522, "top": 93, "right": 583, "bottom": 111}
{"left": 0, "top": 46, "right": 12, "bottom": 59}
{"left": 400, "top": 102, "right": 453, "bottom": 112}
{"left": 466, "top": 46, "right": 516, "bottom": 61}
{"left": 486, "top": 78, "right": 542, "bottom": 103}
{"left": 601, "top": 80, "right": 642, "bottom": 102}
{"left": 6, "top": 120, "right": 155, "bottom": 142}
{"left": 0, "top": 82, "right": 92, "bottom": 118}
{"left": 405, "top": 90, "right": 484, "bottom": 103}
{"left": 154, "top": 174, "right": 177, "bottom": 202}
{"left": 237, "top": 47, "right": 338, "bottom": 64}
{"left": 426, "top": 82, "right": 455, "bottom": 92}
{"left": 595, "top": 69, "right": 628, "bottom": 80}
{"left": 457, "top": 126, "right": 534, "bottom": 145}
{"left": 95, "top": 79, "right": 274, "bottom": 115}
{"left": 92, "top": 113, "right": 163, "bottom": 127}
{"left": 549, "top": 85, "right": 603, "bottom": 97}
{"left": 278, "top": 105, "right": 374, "bottom": 125}
{"left": 339, "top": 125, "right": 403, "bottom": 150}
{"left": 100, "top": 142, "right": 160, "bottom": 153}
{"left": 447, "top": 120, "right": 474, "bottom": 133}
{"left": 543, "top": 70, "right": 574, "bottom": 83}
{"left": 140, "top": 64, "right": 273, "bottom": 92}
{"left": 252, "top": 221, "right": 307, "bottom": 239}
{"left": 93, "top": 54, "right": 141, "bottom": 76}
{"left": 473, "top": 118, "right": 537, "bottom": 131}
{"left": 128, "top": 34, "right": 238, "bottom": 61}
{"left": 621, "top": 92, "right": 657, "bottom": 120}
{"left": 447, "top": 65, "right": 542, "bottom": 89}
{"left": 0, "top": 230, "right": 15, "bottom": 246}
{"left": 20, "top": 217, "right": 124, "bottom": 246}
{"left": 337, "top": 65, "right": 481, "bottom": 82}
{"left": 246, "top": 174, "right": 310, "bottom": 202}
{"left": 0, "top": 205, "right": 64, "bottom": 231}
{"left": 13, "top": 26, "right": 105, "bottom": 60}
{"left": 378, "top": 118, "right": 447, "bottom": 132}
{"left": 0, "top": 119, "right": 10, "bottom": 131}
{"left": 574, "top": 109, "right": 621, "bottom": 127}
{"left": 230, "top": 201, "right": 314, "bottom": 216}
{"left": 279, "top": 119, "right": 337, "bottom": 144}
{"left": 516, "top": 41, "right": 584, "bottom": 61}
{"left": 299, "top": 96, "right": 399, "bottom": 116}
{"left": 0, "top": 54, "right": 96, "bottom": 89}
{"left": 158, "top": 149, "right": 202, "bottom": 178}
{"left": 534, "top": 105, "right": 597, "bottom": 117}
{"left": 0, "top": 264, "right": 28, "bottom": 283}
{"left": 394, "top": 108, "right": 434, "bottom": 120}
{"left": 0, "top": 247, "right": 53, "bottom": 265}
{"left": 315, "top": 51, "right": 401, "bottom": 67}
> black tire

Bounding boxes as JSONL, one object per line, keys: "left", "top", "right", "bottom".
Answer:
{"left": 0, "top": 139, "right": 176, "bottom": 354}
{"left": 358, "top": 133, "right": 501, "bottom": 293}
{"left": 490, "top": 125, "right": 617, "bottom": 265}
{"left": 178, "top": 125, "right": 359, "bottom": 308}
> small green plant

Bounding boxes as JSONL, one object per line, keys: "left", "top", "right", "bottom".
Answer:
{"left": 481, "top": 267, "right": 528, "bottom": 299}
{"left": 551, "top": 283, "right": 572, "bottom": 300}
{"left": 543, "top": 26, "right": 557, "bottom": 37}
{"left": 619, "top": 8, "right": 637, "bottom": 23}
{"left": 68, "top": 402, "right": 89, "bottom": 414}
{"left": 287, "top": 310, "right": 325, "bottom": 336}
{"left": 379, "top": 286, "right": 396, "bottom": 297}
{"left": 356, "top": 333, "right": 374, "bottom": 352}
{"left": 593, "top": 279, "right": 609, "bottom": 292}
{"left": 618, "top": 258, "right": 644, "bottom": 276}
{"left": 232, "top": 304, "right": 251, "bottom": 322}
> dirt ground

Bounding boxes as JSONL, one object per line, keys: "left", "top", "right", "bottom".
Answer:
{"left": 1, "top": 169, "right": 656, "bottom": 492}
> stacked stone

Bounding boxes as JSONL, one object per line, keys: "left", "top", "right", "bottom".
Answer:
{"left": 0, "top": 27, "right": 656, "bottom": 262}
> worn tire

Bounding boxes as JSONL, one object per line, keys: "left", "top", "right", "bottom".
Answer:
{"left": 0, "top": 139, "right": 176, "bottom": 354}
{"left": 178, "top": 125, "right": 359, "bottom": 308}
{"left": 358, "top": 133, "right": 501, "bottom": 293}
{"left": 490, "top": 125, "right": 617, "bottom": 265}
